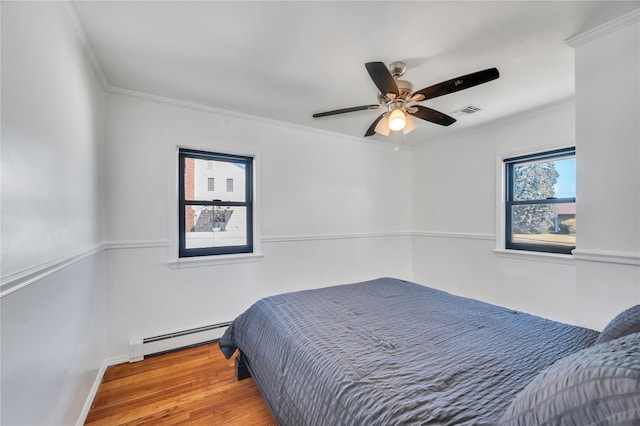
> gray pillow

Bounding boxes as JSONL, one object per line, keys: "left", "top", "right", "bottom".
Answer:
{"left": 499, "top": 332, "right": 640, "bottom": 426}
{"left": 597, "top": 304, "right": 640, "bottom": 344}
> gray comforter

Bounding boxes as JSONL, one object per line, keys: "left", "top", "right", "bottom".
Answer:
{"left": 220, "top": 277, "right": 599, "bottom": 425}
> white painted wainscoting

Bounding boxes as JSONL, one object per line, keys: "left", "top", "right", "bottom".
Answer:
{"left": 104, "top": 232, "right": 413, "bottom": 359}
{"left": 413, "top": 232, "right": 640, "bottom": 330}
{"left": 1, "top": 250, "right": 109, "bottom": 426}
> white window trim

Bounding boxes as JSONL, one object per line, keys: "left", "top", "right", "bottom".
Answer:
{"left": 168, "top": 252, "right": 264, "bottom": 269}
{"left": 494, "top": 145, "right": 575, "bottom": 263}
{"left": 169, "top": 144, "right": 263, "bottom": 268}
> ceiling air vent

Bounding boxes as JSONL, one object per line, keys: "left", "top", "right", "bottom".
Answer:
{"left": 451, "top": 105, "right": 482, "bottom": 116}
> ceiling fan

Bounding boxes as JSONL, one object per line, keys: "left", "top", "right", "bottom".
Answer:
{"left": 312, "top": 61, "right": 499, "bottom": 137}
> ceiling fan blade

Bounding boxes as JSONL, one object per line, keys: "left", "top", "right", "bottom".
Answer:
{"left": 365, "top": 113, "right": 387, "bottom": 137}
{"left": 365, "top": 62, "right": 399, "bottom": 98}
{"left": 409, "top": 105, "right": 456, "bottom": 126}
{"left": 412, "top": 68, "right": 499, "bottom": 101}
{"left": 313, "top": 105, "right": 381, "bottom": 118}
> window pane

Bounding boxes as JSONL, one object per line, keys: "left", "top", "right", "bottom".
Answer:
{"left": 184, "top": 206, "right": 248, "bottom": 249}
{"left": 552, "top": 157, "right": 576, "bottom": 199}
{"left": 184, "top": 158, "right": 246, "bottom": 202}
{"left": 510, "top": 203, "right": 576, "bottom": 247}
{"left": 513, "top": 157, "right": 575, "bottom": 201}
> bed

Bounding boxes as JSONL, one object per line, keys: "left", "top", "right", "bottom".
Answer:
{"left": 220, "top": 277, "right": 640, "bottom": 425}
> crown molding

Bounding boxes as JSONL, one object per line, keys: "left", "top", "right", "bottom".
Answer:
{"left": 62, "top": 1, "right": 110, "bottom": 89}
{"left": 566, "top": 8, "right": 640, "bottom": 48}
{"left": 59, "top": 0, "right": 406, "bottom": 150}
{"left": 107, "top": 87, "right": 410, "bottom": 150}
{"left": 421, "top": 97, "right": 575, "bottom": 147}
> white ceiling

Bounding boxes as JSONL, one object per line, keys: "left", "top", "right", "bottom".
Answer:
{"left": 72, "top": 1, "right": 639, "bottom": 145}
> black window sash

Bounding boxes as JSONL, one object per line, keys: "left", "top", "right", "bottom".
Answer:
{"left": 504, "top": 147, "right": 575, "bottom": 254}
{"left": 178, "top": 149, "right": 253, "bottom": 257}
{"left": 503, "top": 147, "right": 575, "bottom": 166}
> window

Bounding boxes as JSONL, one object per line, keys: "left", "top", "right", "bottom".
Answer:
{"left": 226, "top": 178, "right": 234, "bottom": 192}
{"left": 179, "top": 148, "right": 253, "bottom": 257}
{"left": 505, "top": 147, "right": 575, "bottom": 254}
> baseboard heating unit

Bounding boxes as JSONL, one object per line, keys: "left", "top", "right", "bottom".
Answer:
{"left": 129, "top": 322, "right": 231, "bottom": 362}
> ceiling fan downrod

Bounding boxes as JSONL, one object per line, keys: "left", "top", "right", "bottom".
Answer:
{"left": 311, "top": 60, "right": 499, "bottom": 137}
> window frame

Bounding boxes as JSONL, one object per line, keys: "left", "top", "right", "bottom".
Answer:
{"left": 178, "top": 148, "right": 254, "bottom": 258}
{"left": 504, "top": 147, "right": 576, "bottom": 255}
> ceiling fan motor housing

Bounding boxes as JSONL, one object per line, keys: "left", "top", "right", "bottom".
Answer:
{"left": 312, "top": 60, "right": 499, "bottom": 137}
{"left": 388, "top": 61, "right": 407, "bottom": 78}
{"left": 395, "top": 80, "right": 414, "bottom": 100}
{"left": 389, "top": 100, "right": 405, "bottom": 113}
{"left": 378, "top": 80, "right": 414, "bottom": 105}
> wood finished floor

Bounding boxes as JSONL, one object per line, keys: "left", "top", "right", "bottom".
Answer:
{"left": 85, "top": 341, "right": 276, "bottom": 425}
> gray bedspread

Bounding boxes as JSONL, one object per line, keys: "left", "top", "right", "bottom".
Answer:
{"left": 220, "top": 277, "right": 599, "bottom": 425}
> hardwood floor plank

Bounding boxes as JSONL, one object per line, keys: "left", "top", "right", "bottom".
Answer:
{"left": 85, "top": 342, "right": 276, "bottom": 425}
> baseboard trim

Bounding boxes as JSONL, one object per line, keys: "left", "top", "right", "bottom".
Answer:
{"left": 76, "top": 354, "right": 129, "bottom": 426}
{"left": 131, "top": 323, "right": 230, "bottom": 361}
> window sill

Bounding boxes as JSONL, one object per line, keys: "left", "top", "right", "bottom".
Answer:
{"left": 493, "top": 248, "right": 574, "bottom": 265}
{"left": 168, "top": 252, "right": 264, "bottom": 269}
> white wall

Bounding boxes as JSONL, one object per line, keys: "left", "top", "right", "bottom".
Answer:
{"left": 412, "top": 11, "right": 640, "bottom": 330}
{"left": 571, "top": 12, "right": 640, "bottom": 329}
{"left": 412, "top": 101, "right": 581, "bottom": 324}
{"left": 1, "top": 2, "right": 107, "bottom": 425}
{"left": 2, "top": 3, "right": 637, "bottom": 423}
{"left": 103, "top": 93, "right": 413, "bottom": 357}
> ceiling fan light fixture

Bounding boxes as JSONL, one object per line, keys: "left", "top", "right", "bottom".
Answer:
{"left": 388, "top": 108, "right": 406, "bottom": 131}
{"left": 402, "top": 114, "right": 417, "bottom": 134}
{"left": 312, "top": 61, "right": 499, "bottom": 137}
{"left": 374, "top": 114, "right": 391, "bottom": 136}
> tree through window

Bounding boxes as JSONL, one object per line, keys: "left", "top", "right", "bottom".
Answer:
{"left": 505, "top": 147, "right": 575, "bottom": 254}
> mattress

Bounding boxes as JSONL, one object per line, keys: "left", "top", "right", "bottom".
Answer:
{"left": 220, "top": 277, "right": 599, "bottom": 425}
